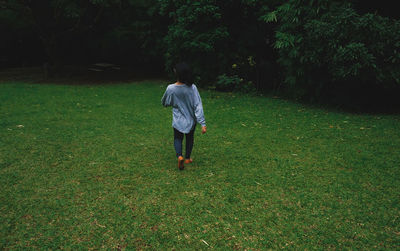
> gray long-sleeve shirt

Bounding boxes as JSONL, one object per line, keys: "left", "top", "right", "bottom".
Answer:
{"left": 161, "top": 83, "right": 206, "bottom": 134}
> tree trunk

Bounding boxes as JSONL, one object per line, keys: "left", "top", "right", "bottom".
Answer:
{"left": 41, "top": 35, "right": 62, "bottom": 78}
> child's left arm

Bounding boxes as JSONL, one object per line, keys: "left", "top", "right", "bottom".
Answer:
{"left": 193, "top": 85, "right": 206, "bottom": 129}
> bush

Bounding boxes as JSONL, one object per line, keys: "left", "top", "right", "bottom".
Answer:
{"left": 159, "top": 0, "right": 279, "bottom": 90}
{"left": 268, "top": 0, "right": 400, "bottom": 102}
{"left": 159, "top": 0, "right": 229, "bottom": 85}
{"left": 215, "top": 74, "right": 241, "bottom": 91}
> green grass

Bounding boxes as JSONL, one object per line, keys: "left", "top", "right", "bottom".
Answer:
{"left": 1, "top": 81, "right": 399, "bottom": 249}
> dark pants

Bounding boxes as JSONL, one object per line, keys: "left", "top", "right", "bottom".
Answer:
{"left": 174, "top": 126, "right": 195, "bottom": 159}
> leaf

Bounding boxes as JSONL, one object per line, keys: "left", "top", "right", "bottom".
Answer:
{"left": 201, "top": 239, "right": 210, "bottom": 246}
{"left": 262, "top": 11, "right": 277, "bottom": 23}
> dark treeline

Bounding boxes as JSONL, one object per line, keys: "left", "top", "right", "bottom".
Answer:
{"left": 1, "top": 0, "right": 399, "bottom": 110}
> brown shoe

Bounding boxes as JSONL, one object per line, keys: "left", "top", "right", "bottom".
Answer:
{"left": 178, "top": 156, "right": 184, "bottom": 170}
{"left": 184, "top": 158, "right": 193, "bottom": 164}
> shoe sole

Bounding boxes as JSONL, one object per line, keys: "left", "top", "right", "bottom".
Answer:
{"left": 178, "top": 157, "right": 184, "bottom": 170}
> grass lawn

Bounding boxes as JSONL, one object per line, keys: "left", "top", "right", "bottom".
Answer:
{"left": 1, "top": 81, "right": 399, "bottom": 249}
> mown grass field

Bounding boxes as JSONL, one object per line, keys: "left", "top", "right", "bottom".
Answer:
{"left": 1, "top": 81, "right": 399, "bottom": 249}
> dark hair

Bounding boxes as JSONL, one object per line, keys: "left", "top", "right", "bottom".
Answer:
{"left": 174, "top": 62, "right": 193, "bottom": 86}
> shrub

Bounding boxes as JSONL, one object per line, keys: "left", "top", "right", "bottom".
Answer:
{"left": 267, "top": 0, "right": 400, "bottom": 102}
{"left": 159, "top": 0, "right": 279, "bottom": 90}
{"left": 215, "top": 74, "right": 241, "bottom": 91}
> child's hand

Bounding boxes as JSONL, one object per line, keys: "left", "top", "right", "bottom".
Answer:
{"left": 201, "top": 126, "right": 207, "bottom": 134}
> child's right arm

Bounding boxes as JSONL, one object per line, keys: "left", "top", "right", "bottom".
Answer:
{"left": 161, "top": 86, "right": 173, "bottom": 107}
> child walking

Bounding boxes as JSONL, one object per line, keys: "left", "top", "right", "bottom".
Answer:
{"left": 161, "top": 62, "right": 207, "bottom": 170}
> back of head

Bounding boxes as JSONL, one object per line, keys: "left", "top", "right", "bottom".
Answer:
{"left": 174, "top": 62, "right": 193, "bottom": 86}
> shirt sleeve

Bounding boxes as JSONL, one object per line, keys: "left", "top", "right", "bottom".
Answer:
{"left": 161, "top": 86, "right": 173, "bottom": 107}
{"left": 193, "top": 85, "right": 206, "bottom": 126}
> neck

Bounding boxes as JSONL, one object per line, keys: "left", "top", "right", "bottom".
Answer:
{"left": 176, "top": 81, "right": 184, "bottom": 85}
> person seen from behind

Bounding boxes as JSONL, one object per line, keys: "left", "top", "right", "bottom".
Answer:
{"left": 161, "top": 62, "right": 207, "bottom": 170}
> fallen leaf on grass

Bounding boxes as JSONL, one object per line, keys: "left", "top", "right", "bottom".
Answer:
{"left": 201, "top": 239, "right": 210, "bottom": 246}
{"left": 93, "top": 219, "right": 106, "bottom": 228}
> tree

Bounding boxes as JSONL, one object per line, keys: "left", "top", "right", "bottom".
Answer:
{"left": 1, "top": 0, "right": 120, "bottom": 76}
{"left": 159, "top": 0, "right": 229, "bottom": 85}
{"left": 159, "top": 0, "right": 282, "bottom": 90}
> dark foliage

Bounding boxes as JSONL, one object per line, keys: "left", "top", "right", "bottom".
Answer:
{"left": 1, "top": 0, "right": 399, "bottom": 109}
